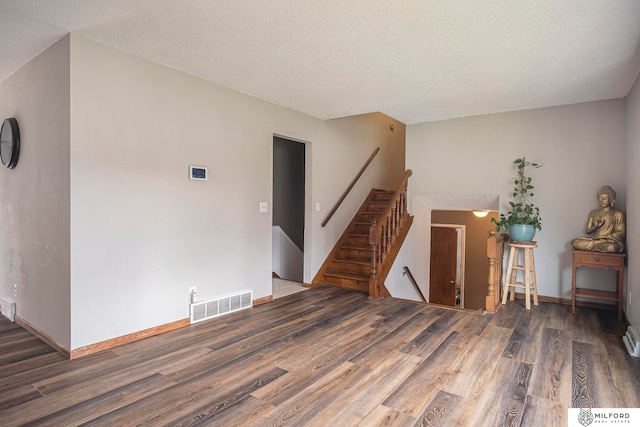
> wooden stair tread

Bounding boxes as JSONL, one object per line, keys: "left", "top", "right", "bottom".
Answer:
{"left": 340, "top": 245, "right": 372, "bottom": 252}
{"left": 324, "top": 270, "right": 369, "bottom": 279}
{"left": 332, "top": 259, "right": 370, "bottom": 266}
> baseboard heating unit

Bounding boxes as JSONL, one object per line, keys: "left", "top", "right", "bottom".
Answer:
{"left": 0, "top": 297, "right": 16, "bottom": 322}
{"left": 190, "top": 290, "right": 253, "bottom": 324}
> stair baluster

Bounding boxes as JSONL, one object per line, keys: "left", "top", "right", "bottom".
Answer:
{"left": 392, "top": 201, "right": 398, "bottom": 233}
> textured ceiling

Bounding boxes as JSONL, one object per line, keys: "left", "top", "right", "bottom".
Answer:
{"left": 1, "top": 0, "right": 640, "bottom": 124}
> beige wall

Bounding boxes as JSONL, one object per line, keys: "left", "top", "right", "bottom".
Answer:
{"left": 403, "top": 100, "right": 627, "bottom": 302}
{"left": 0, "top": 36, "right": 71, "bottom": 347}
{"left": 626, "top": 74, "right": 640, "bottom": 328}
{"left": 68, "top": 35, "right": 404, "bottom": 349}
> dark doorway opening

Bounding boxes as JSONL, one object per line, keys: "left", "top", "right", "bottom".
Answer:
{"left": 272, "top": 136, "right": 305, "bottom": 283}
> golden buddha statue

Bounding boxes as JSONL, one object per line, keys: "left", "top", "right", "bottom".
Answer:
{"left": 571, "top": 185, "right": 625, "bottom": 253}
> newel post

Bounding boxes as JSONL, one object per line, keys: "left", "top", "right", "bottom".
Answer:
{"left": 369, "top": 220, "right": 378, "bottom": 276}
{"left": 486, "top": 230, "right": 498, "bottom": 312}
{"left": 487, "top": 232, "right": 497, "bottom": 296}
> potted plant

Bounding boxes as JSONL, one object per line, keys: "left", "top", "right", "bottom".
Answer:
{"left": 491, "top": 157, "right": 542, "bottom": 241}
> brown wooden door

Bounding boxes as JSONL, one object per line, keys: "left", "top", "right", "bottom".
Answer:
{"left": 430, "top": 227, "right": 458, "bottom": 306}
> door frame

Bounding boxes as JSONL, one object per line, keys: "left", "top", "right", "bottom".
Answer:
{"left": 272, "top": 134, "right": 310, "bottom": 283}
{"left": 431, "top": 223, "right": 466, "bottom": 308}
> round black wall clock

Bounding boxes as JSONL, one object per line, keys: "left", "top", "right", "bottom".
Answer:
{"left": 0, "top": 118, "right": 20, "bottom": 169}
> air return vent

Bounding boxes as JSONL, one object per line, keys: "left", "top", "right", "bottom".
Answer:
{"left": 190, "top": 290, "right": 253, "bottom": 324}
{"left": 0, "top": 297, "right": 16, "bottom": 322}
{"left": 623, "top": 325, "right": 640, "bottom": 357}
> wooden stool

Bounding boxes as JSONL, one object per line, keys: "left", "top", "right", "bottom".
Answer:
{"left": 502, "top": 241, "right": 538, "bottom": 309}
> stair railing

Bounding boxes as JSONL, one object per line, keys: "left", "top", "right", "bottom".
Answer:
{"left": 322, "top": 147, "right": 380, "bottom": 228}
{"left": 402, "top": 266, "right": 426, "bottom": 302}
{"left": 368, "top": 169, "right": 412, "bottom": 297}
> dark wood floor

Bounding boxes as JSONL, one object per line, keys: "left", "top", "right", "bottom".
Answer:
{"left": 1, "top": 286, "right": 639, "bottom": 426}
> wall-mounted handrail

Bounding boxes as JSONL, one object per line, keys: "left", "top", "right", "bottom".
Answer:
{"left": 321, "top": 147, "right": 380, "bottom": 228}
{"left": 403, "top": 266, "right": 426, "bottom": 302}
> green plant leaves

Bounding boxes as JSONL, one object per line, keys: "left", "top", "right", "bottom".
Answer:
{"left": 493, "top": 156, "right": 543, "bottom": 232}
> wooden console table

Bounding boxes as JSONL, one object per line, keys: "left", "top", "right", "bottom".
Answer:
{"left": 571, "top": 250, "right": 625, "bottom": 321}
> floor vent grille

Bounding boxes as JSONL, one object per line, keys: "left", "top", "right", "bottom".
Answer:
{"left": 623, "top": 325, "right": 640, "bottom": 357}
{"left": 0, "top": 297, "right": 16, "bottom": 322}
{"left": 190, "top": 290, "right": 253, "bottom": 324}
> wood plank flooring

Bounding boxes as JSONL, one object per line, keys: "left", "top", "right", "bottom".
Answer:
{"left": 1, "top": 286, "right": 639, "bottom": 426}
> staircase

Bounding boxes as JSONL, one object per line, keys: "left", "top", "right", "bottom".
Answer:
{"left": 313, "top": 170, "right": 413, "bottom": 297}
